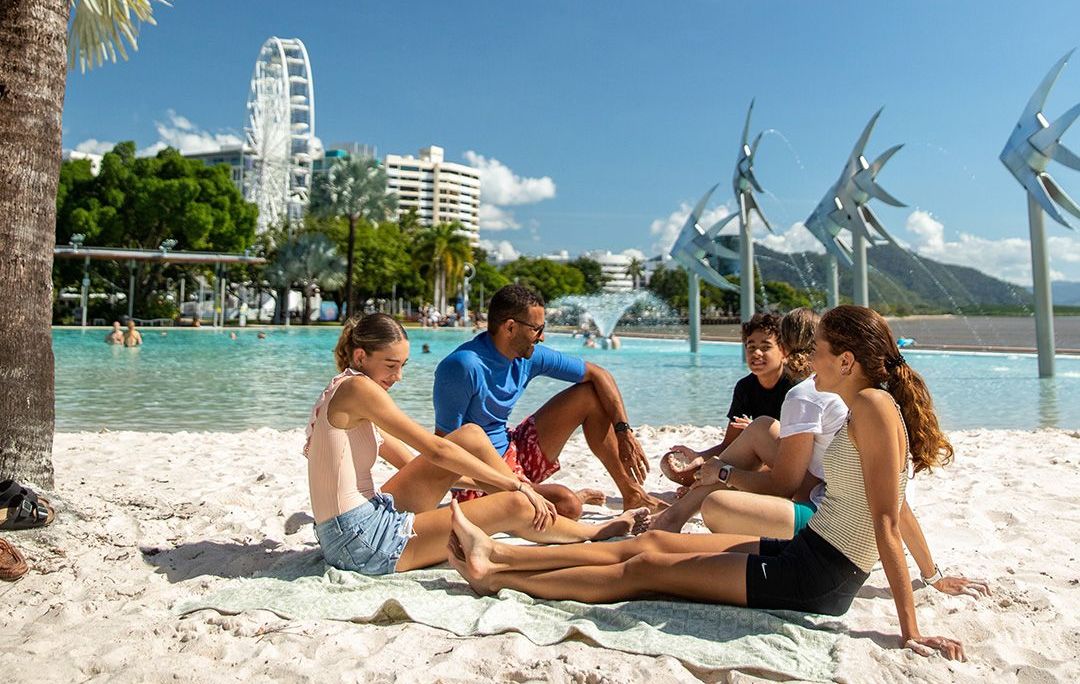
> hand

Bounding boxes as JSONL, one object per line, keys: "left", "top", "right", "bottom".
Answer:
{"left": 617, "top": 431, "right": 650, "bottom": 484}
{"left": 904, "top": 635, "right": 965, "bottom": 661}
{"left": 931, "top": 575, "right": 991, "bottom": 598}
{"left": 518, "top": 482, "right": 557, "bottom": 532}
{"left": 730, "top": 414, "right": 753, "bottom": 430}
{"left": 660, "top": 446, "right": 704, "bottom": 486}
{"left": 693, "top": 458, "right": 727, "bottom": 488}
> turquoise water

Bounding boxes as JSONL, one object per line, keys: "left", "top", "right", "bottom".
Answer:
{"left": 53, "top": 327, "right": 1080, "bottom": 432}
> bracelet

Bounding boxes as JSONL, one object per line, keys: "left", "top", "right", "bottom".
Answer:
{"left": 921, "top": 564, "right": 943, "bottom": 585}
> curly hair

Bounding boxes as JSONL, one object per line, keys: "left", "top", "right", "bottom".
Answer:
{"left": 819, "top": 305, "right": 953, "bottom": 474}
{"left": 779, "top": 307, "right": 819, "bottom": 382}
{"left": 740, "top": 312, "right": 782, "bottom": 344}
{"left": 333, "top": 313, "right": 408, "bottom": 372}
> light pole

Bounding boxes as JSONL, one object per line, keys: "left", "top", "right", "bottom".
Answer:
{"left": 70, "top": 233, "right": 89, "bottom": 327}
{"left": 462, "top": 262, "right": 475, "bottom": 326}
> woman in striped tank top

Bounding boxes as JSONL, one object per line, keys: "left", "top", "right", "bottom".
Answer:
{"left": 446, "top": 306, "right": 965, "bottom": 661}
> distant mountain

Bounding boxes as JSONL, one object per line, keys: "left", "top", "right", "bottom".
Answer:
{"left": 1052, "top": 281, "right": 1080, "bottom": 306}
{"left": 752, "top": 244, "right": 1034, "bottom": 313}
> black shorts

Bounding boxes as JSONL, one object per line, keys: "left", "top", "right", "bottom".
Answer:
{"left": 745, "top": 527, "right": 869, "bottom": 616}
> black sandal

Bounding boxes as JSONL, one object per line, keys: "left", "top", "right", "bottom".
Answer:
{"left": 0, "top": 493, "right": 54, "bottom": 531}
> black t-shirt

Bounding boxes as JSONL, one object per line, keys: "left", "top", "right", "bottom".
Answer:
{"left": 726, "top": 372, "right": 795, "bottom": 422}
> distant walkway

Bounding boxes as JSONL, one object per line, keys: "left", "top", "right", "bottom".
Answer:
{"left": 607, "top": 315, "right": 1080, "bottom": 356}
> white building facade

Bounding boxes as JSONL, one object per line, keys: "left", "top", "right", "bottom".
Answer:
{"left": 384, "top": 146, "right": 481, "bottom": 246}
{"left": 583, "top": 250, "right": 635, "bottom": 292}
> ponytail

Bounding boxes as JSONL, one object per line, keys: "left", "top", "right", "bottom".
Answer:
{"left": 820, "top": 306, "right": 953, "bottom": 475}
{"left": 779, "top": 307, "right": 819, "bottom": 382}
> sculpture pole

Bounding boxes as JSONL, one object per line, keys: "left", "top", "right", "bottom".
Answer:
{"left": 825, "top": 255, "right": 839, "bottom": 309}
{"left": 1028, "top": 195, "right": 1056, "bottom": 377}
{"left": 738, "top": 193, "right": 754, "bottom": 321}
{"left": 852, "top": 229, "right": 869, "bottom": 306}
{"left": 688, "top": 272, "right": 701, "bottom": 353}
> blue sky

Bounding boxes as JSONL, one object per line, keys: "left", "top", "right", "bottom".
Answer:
{"left": 62, "top": 1, "right": 1080, "bottom": 283}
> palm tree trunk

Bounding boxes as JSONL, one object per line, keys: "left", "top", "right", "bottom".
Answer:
{"left": 0, "top": 0, "right": 68, "bottom": 488}
{"left": 302, "top": 285, "right": 311, "bottom": 325}
{"left": 344, "top": 215, "right": 357, "bottom": 319}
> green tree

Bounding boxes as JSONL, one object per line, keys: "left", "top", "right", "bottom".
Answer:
{"left": 411, "top": 222, "right": 473, "bottom": 313}
{"left": 470, "top": 249, "right": 510, "bottom": 310}
{"left": 627, "top": 257, "right": 645, "bottom": 290}
{"left": 568, "top": 256, "right": 607, "bottom": 294}
{"left": 265, "top": 233, "right": 346, "bottom": 325}
{"left": 309, "top": 156, "right": 397, "bottom": 318}
{"left": 1, "top": 0, "right": 163, "bottom": 487}
{"left": 53, "top": 142, "right": 258, "bottom": 318}
{"left": 502, "top": 257, "right": 587, "bottom": 302}
{"left": 315, "top": 215, "right": 421, "bottom": 310}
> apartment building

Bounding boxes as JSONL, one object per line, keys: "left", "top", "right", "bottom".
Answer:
{"left": 384, "top": 146, "right": 481, "bottom": 246}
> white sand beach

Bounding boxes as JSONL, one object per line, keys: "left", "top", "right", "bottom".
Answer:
{"left": 3, "top": 425, "right": 1079, "bottom": 683}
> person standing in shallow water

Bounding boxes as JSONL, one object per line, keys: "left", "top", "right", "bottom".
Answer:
{"left": 433, "top": 285, "right": 664, "bottom": 515}
{"left": 123, "top": 320, "right": 142, "bottom": 347}
{"left": 105, "top": 321, "right": 123, "bottom": 345}
{"left": 446, "top": 305, "right": 967, "bottom": 661}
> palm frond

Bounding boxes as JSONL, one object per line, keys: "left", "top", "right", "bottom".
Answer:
{"left": 68, "top": 0, "right": 170, "bottom": 73}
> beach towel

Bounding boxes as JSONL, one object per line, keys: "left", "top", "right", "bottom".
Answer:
{"left": 175, "top": 547, "right": 845, "bottom": 681}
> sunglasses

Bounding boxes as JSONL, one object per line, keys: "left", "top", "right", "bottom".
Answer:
{"left": 512, "top": 318, "right": 545, "bottom": 338}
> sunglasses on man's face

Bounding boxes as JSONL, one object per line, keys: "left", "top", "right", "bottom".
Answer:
{"left": 512, "top": 319, "right": 545, "bottom": 338}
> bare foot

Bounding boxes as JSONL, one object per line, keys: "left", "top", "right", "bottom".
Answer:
{"left": 648, "top": 503, "right": 691, "bottom": 533}
{"left": 624, "top": 490, "right": 669, "bottom": 514}
{"left": 591, "top": 507, "right": 651, "bottom": 540}
{"left": 575, "top": 488, "right": 607, "bottom": 506}
{"left": 446, "top": 500, "right": 500, "bottom": 595}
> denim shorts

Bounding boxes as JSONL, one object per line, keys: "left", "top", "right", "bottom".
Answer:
{"left": 314, "top": 493, "right": 415, "bottom": 575}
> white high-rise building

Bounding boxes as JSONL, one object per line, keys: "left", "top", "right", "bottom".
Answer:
{"left": 384, "top": 146, "right": 481, "bottom": 246}
{"left": 583, "top": 250, "right": 635, "bottom": 292}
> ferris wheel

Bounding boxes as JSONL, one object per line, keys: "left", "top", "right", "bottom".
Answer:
{"left": 244, "top": 37, "right": 316, "bottom": 233}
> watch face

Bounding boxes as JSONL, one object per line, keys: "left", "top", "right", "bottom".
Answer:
{"left": 719, "top": 465, "right": 732, "bottom": 483}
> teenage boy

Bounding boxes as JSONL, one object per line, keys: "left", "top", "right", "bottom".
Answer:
{"left": 433, "top": 285, "right": 664, "bottom": 515}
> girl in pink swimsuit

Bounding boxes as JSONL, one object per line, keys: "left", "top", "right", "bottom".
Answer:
{"left": 307, "top": 313, "right": 649, "bottom": 575}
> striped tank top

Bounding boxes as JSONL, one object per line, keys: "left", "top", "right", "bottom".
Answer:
{"left": 807, "top": 406, "right": 909, "bottom": 573}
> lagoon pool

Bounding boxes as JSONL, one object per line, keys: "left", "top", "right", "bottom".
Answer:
{"left": 53, "top": 327, "right": 1080, "bottom": 432}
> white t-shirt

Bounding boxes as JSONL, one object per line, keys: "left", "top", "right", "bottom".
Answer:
{"left": 778, "top": 376, "right": 847, "bottom": 505}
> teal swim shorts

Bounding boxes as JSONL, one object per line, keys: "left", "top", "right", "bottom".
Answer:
{"left": 792, "top": 500, "right": 818, "bottom": 535}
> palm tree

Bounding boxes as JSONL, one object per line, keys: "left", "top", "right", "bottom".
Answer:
{"left": 627, "top": 257, "right": 645, "bottom": 290}
{"left": 412, "top": 222, "right": 473, "bottom": 315}
{"left": 0, "top": 0, "right": 160, "bottom": 487}
{"left": 265, "top": 233, "right": 346, "bottom": 325}
{"left": 309, "top": 157, "right": 397, "bottom": 319}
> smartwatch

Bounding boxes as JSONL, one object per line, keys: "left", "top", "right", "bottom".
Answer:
{"left": 613, "top": 421, "right": 632, "bottom": 434}
{"left": 718, "top": 464, "right": 734, "bottom": 484}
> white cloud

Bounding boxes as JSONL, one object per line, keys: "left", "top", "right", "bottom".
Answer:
{"left": 903, "top": 209, "right": 1080, "bottom": 285}
{"left": 463, "top": 151, "right": 557, "bottom": 234}
{"left": 73, "top": 138, "right": 116, "bottom": 155}
{"left": 622, "top": 248, "right": 646, "bottom": 261}
{"left": 137, "top": 109, "right": 242, "bottom": 156}
{"left": 758, "top": 221, "right": 827, "bottom": 255}
{"left": 478, "top": 204, "right": 520, "bottom": 231}
{"left": 463, "top": 151, "right": 556, "bottom": 205}
{"left": 477, "top": 239, "right": 521, "bottom": 263}
{"left": 648, "top": 202, "right": 734, "bottom": 256}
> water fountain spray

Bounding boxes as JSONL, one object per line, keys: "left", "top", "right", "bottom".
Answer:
{"left": 1000, "top": 50, "right": 1080, "bottom": 378}
{"left": 670, "top": 184, "right": 739, "bottom": 352}
{"left": 803, "top": 109, "right": 906, "bottom": 308}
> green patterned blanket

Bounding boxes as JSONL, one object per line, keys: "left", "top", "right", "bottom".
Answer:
{"left": 175, "top": 549, "right": 841, "bottom": 681}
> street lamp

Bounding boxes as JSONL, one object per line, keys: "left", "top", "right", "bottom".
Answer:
{"left": 462, "top": 262, "right": 475, "bottom": 326}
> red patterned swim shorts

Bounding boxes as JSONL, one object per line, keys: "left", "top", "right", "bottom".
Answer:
{"left": 451, "top": 415, "right": 560, "bottom": 503}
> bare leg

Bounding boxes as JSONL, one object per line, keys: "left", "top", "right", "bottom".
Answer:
{"left": 714, "top": 417, "right": 780, "bottom": 470}
{"left": 532, "top": 383, "right": 663, "bottom": 511}
{"left": 447, "top": 502, "right": 752, "bottom": 604}
{"left": 650, "top": 483, "right": 727, "bottom": 532}
{"left": 701, "top": 489, "right": 797, "bottom": 539}
{"left": 395, "top": 492, "right": 650, "bottom": 571}
{"left": 448, "top": 501, "right": 758, "bottom": 572}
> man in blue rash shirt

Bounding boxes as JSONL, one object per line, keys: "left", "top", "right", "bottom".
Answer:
{"left": 433, "top": 285, "right": 664, "bottom": 515}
